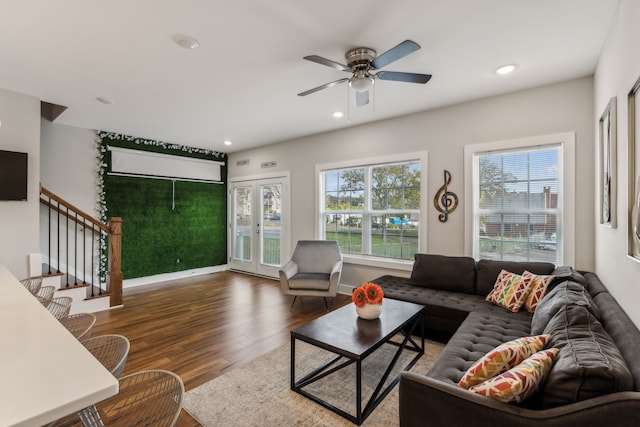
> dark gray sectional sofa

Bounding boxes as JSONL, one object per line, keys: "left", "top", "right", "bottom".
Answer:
{"left": 371, "top": 254, "right": 640, "bottom": 426}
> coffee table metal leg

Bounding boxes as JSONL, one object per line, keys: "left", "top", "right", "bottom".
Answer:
{"left": 290, "top": 336, "right": 295, "bottom": 390}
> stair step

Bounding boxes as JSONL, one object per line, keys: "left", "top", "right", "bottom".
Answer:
{"left": 57, "top": 283, "right": 90, "bottom": 292}
{"left": 84, "top": 293, "right": 110, "bottom": 301}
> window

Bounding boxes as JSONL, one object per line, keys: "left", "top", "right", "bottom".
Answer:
{"left": 465, "top": 133, "right": 575, "bottom": 265}
{"left": 318, "top": 154, "right": 425, "bottom": 262}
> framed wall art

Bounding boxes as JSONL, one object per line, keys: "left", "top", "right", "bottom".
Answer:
{"left": 628, "top": 77, "right": 640, "bottom": 259}
{"left": 599, "top": 96, "right": 617, "bottom": 228}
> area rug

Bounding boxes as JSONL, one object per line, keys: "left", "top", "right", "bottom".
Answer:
{"left": 183, "top": 336, "right": 445, "bottom": 426}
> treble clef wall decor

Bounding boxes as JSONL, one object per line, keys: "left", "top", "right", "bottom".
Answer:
{"left": 434, "top": 170, "right": 458, "bottom": 222}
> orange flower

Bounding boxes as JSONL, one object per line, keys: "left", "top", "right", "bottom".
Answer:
{"left": 363, "top": 282, "right": 384, "bottom": 304}
{"left": 352, "top": 287, "right": 367, "bottom": 307}
{"left": 352, "top": 282, "right": 384, "bottom": 306}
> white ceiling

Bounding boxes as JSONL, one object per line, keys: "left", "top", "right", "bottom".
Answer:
{"left": 0, "top": 0, "right": 619, "bottom": 153}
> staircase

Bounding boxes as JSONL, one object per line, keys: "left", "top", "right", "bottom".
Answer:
{"left": 38, "top": 185, "right": 123, "bottom": 313}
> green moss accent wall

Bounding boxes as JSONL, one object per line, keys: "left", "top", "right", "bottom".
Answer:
{"left": 99, "top": 133, "right": 227, "bottom": 279}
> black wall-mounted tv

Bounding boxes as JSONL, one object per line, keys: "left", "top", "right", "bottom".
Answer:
{"left": 0, "top": 150, "right": 28, "bottom": 201}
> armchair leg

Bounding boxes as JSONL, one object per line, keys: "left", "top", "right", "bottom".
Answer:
{"left": 290, "top": 296, "right": 297, "bottom": 310}
{"left": 323, "top": 297, "right": 328, "bottom": 311}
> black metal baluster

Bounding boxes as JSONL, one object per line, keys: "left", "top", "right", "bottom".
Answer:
{"left": 82, "top": 218, "right": 86, "bottom": 285}
{"left": 47, "top": 196, "right": 52, "bottom": 274}
{"left": 57, "top": 201, "right": 61, "bottom": 274}
{"left": 66, "top": 207, "right": 70, "bottom": 287}
{"left": 74, "top": 212, "right": 78, "bottom": 285}
{"left": 91, "top": 227, "right": 95, "bottom": 297}
{"left": 99, "top": 232, "right": 104, "bottom": 296}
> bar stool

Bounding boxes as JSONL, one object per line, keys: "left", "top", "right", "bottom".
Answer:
{"left": 82, "top": 335, "right": 130, "bottom": 378}
{"left": 59, "top": 313, "right": 97, "bottom": 341}
{"left": 79, "top": 370, "right": 185, "bottom": 427}
{"left": 47, "top": 296, "right": 74, "bottom": 319}
{"left": 48, "top": 335, "right": 131, "bottom": 427}
{"left": 20, "top": 277, "right": 42, "bottom": 295}
{"left": 35, "top": 285, "right": 56, "bottom": 306}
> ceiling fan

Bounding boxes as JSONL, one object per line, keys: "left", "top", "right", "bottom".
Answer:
{"left": 297, "top": 40, "right": 432, "bottom": 107}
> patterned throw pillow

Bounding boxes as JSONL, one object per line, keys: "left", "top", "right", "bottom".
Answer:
{"left": 485, "top": 270, "right": 533, "bottom": 312}
{"left": 457, "top": 335, "right": 551, "bottom": 389}
{"left": 468, "top": 348, "right": 558, "bottom": 403}
{"left": 522, "top": 271, "right": 555, "bottom": 313}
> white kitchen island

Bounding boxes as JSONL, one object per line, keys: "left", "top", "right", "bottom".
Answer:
{"left": 0, "top": 265, "right": 118, "bottom": 427}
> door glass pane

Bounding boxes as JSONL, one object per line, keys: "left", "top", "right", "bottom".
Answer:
{"left": 261, "top": 183, "right": 281, "bottom": 266}
{"left": 233, "top": 187, "right": 252, "bottom": 262}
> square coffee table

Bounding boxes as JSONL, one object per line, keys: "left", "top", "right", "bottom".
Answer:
{"left": 290, "top": 298, "right": 424, "bottom": 425}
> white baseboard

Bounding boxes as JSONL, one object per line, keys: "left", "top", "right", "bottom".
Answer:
{"left": 123, "top": 265, "right": 229, "bottom": 289}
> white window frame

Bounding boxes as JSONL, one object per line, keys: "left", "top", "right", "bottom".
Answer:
{"left": 464, "top": 132, "right": 575, "bottom": 266}
{"left": 316, "top": 151, "right": 428, "bottom": 270}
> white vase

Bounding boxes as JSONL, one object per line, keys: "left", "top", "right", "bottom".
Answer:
{"left": 355, "top": 302, "right": 382, "bottom": 320}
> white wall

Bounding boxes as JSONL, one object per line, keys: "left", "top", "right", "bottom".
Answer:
{"left": 39, "top": 120, "right": 99, "bottom": 279}
{"left": 40, "top": 120, "right": 97, "bottom": 213}
{"left": 594, "top": 0, "right": 640, "bottom": 326}
{"left": 229, "top": 77, "right": 595, "bottom": 286}
{"left": 0, "top": 87, "right": 41, "bottom": 279}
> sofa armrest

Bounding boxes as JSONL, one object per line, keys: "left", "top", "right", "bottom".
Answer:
{"left": 399, "top": 372, "right": 640, "bottom": 427}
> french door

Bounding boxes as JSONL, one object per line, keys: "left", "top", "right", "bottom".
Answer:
{"left": 229, "top": 176, "right": 289, "bottom": 278}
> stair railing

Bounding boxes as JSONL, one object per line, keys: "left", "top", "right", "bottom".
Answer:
{"left": 39, "top": 185, "right": 123, "bottom": 307}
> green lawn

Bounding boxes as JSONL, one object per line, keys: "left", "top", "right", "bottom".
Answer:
{"left": 326, "top": 231, "right": 417, "bottom": 260}
{"left": 237, "top": 231, "right": 417, "bottom": 264}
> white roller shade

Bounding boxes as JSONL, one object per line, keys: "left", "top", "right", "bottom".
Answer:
{"left": 108, "top": 146, "right": 223, "bottom": 183}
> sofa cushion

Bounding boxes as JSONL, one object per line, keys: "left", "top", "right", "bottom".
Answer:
{"left": 485, "top": 270, "right": 533, "bottom": 312}
{"left": 427, "top": 311, "right": 533, "bottom": 385}
{"left": 522, "top": 271, "right": 555, "bottom": 313}
{"left": 289, "top": 273, "right": 330, "bottom": 290}
{"left": 531, "top": 281, "right": 601, "bottom": 335}
{"left": 548, "top": 265, "right": 587, "bottom": 289}
{"left": 372, "top": 275, "right": 533, "bottom": 334}
{"left": 476, "top": 260, "right": 555, "bottom": 297}
{"left": 410, "top": 254, "right": 476, "bottom": 294}
{"left": 593, "top": 291, "right": 640, "bottom": 388}
{"left": 542, "top": 304, "right": 634, "bottom": 408}
{"left": 468, "top": 348, "right": 558, "bottom": 404}
{"left": 457, "top": 334, "right": 551, "bottom": 389}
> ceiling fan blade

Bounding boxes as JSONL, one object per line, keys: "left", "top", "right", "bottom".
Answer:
{"left": 297, "top": 78, "right": 349, "bottom": 96}
{"left": 303, "top": 55, "right": 351, "bottom": 72}
{"left": 355, "top": 90, "right": 369, "bottom": 107}
{"left": 371, "top": 40, "right": 421, "bottom": 69}
{"left": 377, "top": 71, "right": 432, "bottom": 84}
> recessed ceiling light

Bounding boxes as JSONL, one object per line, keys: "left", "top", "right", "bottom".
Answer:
{"left": 223, "top": 140, "right": 232, "bottom": 146}
{"left": 174, "top": 35, "right": 200, "bottom": 49}
{"left": 496, "top": 64, "right": 517, "bottom": 75}
{"left": 332, "top": 111, "right": 344, "bottom": 118}
{"left": 96, "top": 97, "right": 115, "bottom": 105}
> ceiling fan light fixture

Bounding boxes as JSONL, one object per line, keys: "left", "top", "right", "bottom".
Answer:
{"left": 174, "top": 35, "right": 200, "bottom": 49}
{"left": 349, "top": 76, "right": 374, "bottom": 92}
{"left": 496, "top": 64, "right": 517, "bottom": 75}
{"left": 96, "top": 97, "right": 115, "bottom": 105}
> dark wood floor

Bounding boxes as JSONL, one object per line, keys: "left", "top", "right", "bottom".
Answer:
{"left": 91, "top": 271, "right": 352, "bottom": 426}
